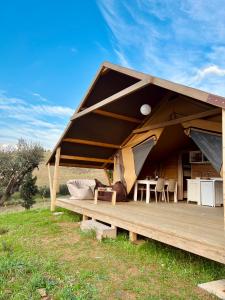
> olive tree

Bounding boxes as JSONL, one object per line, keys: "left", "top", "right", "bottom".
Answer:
{"left": 0, "top": 139, "right": 44, "bottom": 205}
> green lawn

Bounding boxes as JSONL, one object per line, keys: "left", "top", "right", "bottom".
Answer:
{"left": 0, "top": 209, "right": 224, "bottom": 300}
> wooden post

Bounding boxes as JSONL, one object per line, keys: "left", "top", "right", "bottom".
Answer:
{"left": 83, "top": 215, "right": 89, "bottom": 221}
{"left": 56, "top": 166, "right": 60, "bottom": 194}
{"left": 94, "top": 189, "right": 98, "bottom": 205}
{"left": 222, "top": 109, "right": 225, "bottom": 228}
{"left": 51, "top": 147, "right": 61, "bottom": 212}
{"left": 129, "top": 231, "right": 137, "bottom": 242}
{"left": 47, "top": 163, "right": 53, "bottom": 203}
{"left": 112, "top": 191, "right": 116, "bottom": 206}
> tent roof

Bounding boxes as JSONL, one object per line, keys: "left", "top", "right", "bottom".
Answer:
{"left": 47, "top": 61, "right": 224, "bottom": 168}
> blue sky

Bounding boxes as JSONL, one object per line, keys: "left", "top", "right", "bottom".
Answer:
{"left": 1, "top": 0, "right": 225, "bottom": 149}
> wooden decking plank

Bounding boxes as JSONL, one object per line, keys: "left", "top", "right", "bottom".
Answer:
{"left": 57, "top": 199, "right": 224, "bottom": 243}
{"left": 56, "top": 198, "right": 225, "bottom": 264}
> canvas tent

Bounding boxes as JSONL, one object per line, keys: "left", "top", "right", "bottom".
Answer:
{"left": 47, "top": 61, "right": 224, "bottom": 206}
{"left": 47, "top": 62, "right": 225, "bottom": 265}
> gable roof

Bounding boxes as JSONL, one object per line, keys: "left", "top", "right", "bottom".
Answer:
{"left": 47, "top": 61, "right": 224, "bottom": 168}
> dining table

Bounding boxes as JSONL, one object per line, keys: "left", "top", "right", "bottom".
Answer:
{"left": 133, "top": 179, "right": 177, "bottom": 203}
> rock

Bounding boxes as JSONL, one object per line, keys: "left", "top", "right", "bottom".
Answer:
{"left": 37, "top": 288, "right": 47, "bottom": 297}
{"left": 53, "top": 212, "right": 64, "bottom": 216}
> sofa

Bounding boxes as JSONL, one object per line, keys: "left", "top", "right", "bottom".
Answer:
{"left": 67, "top": 179, "right": 96, "bottom": 200}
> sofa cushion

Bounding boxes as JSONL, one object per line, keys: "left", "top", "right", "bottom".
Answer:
{"left": 70, "top": 186, "right": 93, "bottom": 200}
{"left": 113, "top": 181, "right": 127, "bottom": 201}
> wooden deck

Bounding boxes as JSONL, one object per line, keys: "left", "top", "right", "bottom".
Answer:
{"left": 56, "top": 198, "right": 225, "bottom": 264}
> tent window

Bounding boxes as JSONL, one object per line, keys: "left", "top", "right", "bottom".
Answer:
{"left": 189, "top": 129, "right": 222, "bottom": 173}
{"left": 132, "top": 138, "right": 155, "bottom": 177}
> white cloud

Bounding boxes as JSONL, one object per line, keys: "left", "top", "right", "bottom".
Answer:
{"left": 98, "top": 0, "right": 225, "bottom": 96}
{"left": 191, "top": 65, "right": 225, "bottom": 84}
{"left": 0, "top": 91, "right": 74, "bottom": 149}
{"left": 114, "top": 49, "right": 132, "bottom": 68}
{"left": 31, "top": 92, "right": 48, "bottom": 103}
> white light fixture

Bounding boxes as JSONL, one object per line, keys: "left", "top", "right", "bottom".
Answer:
{"left": 140, "top": 104, "right": 151, "bottom": 116}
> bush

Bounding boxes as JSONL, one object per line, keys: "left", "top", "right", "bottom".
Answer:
{"left": 38, "top": 185, "right": 50, "bottom": 198}
{"left": 20, "top": 173, "right": 38, "bottom": 209}
{"left": 59, "top": 184, "right": 69, "bottom": 196}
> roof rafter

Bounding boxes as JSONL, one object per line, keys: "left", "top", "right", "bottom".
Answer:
{"left": 60, "top": 155, "right": 114, "bottom": 163}
{"left": 71, "top": 79, "right": 151, "bottom": 121}
{"left": 93, "top": 109, "right": 142, "bottom": 124}
{"left": 62, "top": 138, "right": 120, "bottom": 149}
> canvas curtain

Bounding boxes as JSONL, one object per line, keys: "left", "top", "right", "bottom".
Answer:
{"left": 132, "top": 137, "right": 155, "bottom": 177}
{"left": 113, "top": 150, "right": 126, "bottom": 186}
{"left": 189, "top": 128, "right": 222, "bottom": 173}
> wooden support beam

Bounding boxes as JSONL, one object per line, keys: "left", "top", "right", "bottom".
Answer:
{"left": 60, "top": 155, "right": 114, "bottom": 163}
{"left": 83, "top": 215, "right": 89, "bottom": 221}
{"left": 62, "top": 138, "right": 120, "bottom": 149}
{"left": 182, "top": 119, "right": 222, "bottom": 133}
{"left": 129, "top": 231, "right": 137, "bottom": 242}
{"left": 103, "top": 61, "right": 150, "bottom": 80}
{"left": 47, "top": 163, "right": 53, "bottom": 203}
{"left": 58, "top": 163, "right": 104, "bottom": 169}
{"left": 71, "top": 79, "right": 151, "bottom": 120}
{"left": 94, "top": 190, "right": 98, "bottom": 205}
{"left": 112, "top": 191, "right": 116, "bottom": 206}
{"left": 133, "top": 108, "right": 221, "bottom": 134}
{"left": 153, "top": 77, "right": 210, "bottom": 103}
{"left": 51, "top": 147, "right": 61, "bottom": 212}
{"left": 222, "top": 109, "right": 225, "bottom": 229}
{"left": 93, "top": 109, "right": 142, "bottom": 124}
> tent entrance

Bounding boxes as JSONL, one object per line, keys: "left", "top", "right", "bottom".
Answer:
{"left": 134, "top": 124, "right": 222, "bottom": 201}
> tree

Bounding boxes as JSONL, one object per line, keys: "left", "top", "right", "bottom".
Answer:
{"left": 20, "top": 173, "right": 38, "bottom": 209}
{"left": 0, "top": 139, "right": 44, "bottom": 205}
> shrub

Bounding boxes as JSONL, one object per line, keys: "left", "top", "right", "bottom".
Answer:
{"left": 59, "top": 184, "right": 69, "bottom": 196}
{"left": 20, "top": 173, "right": 38, "bottom": 209}
{"left": 0, "top": 227, "right": 9, "bottom": 235}
{"left": 38, "top": 185, "right": 50, "bottom": 198}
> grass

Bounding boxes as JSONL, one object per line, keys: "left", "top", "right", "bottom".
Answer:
{"left": 0, "top": 209, "right": 224, "bottom": 299}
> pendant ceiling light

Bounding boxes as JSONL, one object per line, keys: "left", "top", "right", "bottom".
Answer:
{"left": 140, "top": 104, "right": 151, "bottom": 116}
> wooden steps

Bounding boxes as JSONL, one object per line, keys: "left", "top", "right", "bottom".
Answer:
{"left": 80, "top": 219, "right": 117, "bottom": 241}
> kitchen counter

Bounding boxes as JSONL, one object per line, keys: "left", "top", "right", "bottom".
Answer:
{"left": 187, "top": 178, "right": 223, "bottom": 207}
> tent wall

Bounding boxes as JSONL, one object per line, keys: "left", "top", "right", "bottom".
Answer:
{"left": 115, "top": 129, "right": 164, "bottom": 193}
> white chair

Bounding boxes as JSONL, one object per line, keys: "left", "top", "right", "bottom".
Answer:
{"left": 138, "top": 185, "right": 146, "bottom": 201}
{"left": 166, "top": 179, "right": 177, "bottom": 202}
{"left": 150, "top": 178, "right": 166, "bottom": 202}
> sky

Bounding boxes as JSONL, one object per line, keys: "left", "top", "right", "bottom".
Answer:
{"left": 1, "top": 0, "right": 225, "bottom": 149}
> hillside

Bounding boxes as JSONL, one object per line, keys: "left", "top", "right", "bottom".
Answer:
{"left": 34, "top": 151, "right": 108, "bottom": 187}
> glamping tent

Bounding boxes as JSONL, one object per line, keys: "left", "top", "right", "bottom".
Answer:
{"left": 47, "top": 61, "right": 223, "bottom": 200}
{"left": 47, "top": 62, "right": 225, "bottom": 264}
